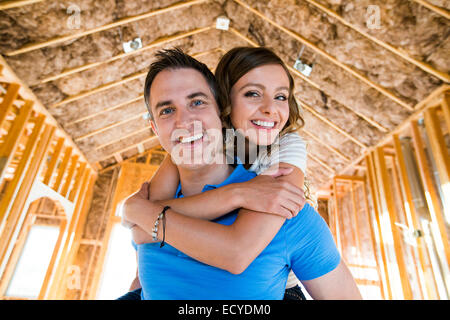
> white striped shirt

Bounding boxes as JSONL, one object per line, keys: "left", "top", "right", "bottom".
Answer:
{"left": 248, "top": 132, "right": 307, "bottom": 289}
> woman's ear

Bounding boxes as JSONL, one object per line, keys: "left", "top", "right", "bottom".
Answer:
{"left": 150, "top": 121, "right": 158, "bottom": 136}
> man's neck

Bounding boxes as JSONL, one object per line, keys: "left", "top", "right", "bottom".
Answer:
{"left": 177, "top": 161, "right": 234, "bottom": 197}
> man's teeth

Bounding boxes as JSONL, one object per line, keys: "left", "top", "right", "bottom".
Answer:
{"left": 180, "top": 133, "right": 203, "bottom": 143}
{"left": 251, "top": 120, "right": 275, "bottom": 128}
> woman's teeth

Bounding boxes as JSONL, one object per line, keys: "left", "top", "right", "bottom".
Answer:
{"left": 180, "top": 133, "right": 203, "bottom": 144}
{"left": 251, "top": 120, "right": 275, "bottom": 128}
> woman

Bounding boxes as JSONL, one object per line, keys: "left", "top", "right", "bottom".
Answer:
{"left": 123, "top": 47, "right": 313, "bottom": 300}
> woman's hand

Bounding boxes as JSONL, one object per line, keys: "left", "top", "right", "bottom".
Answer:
{"left": 234, "top": 167, "right": 305, "bottom": 219}
{"left": 121, "top": 182, "right": 160, "bottom": 228}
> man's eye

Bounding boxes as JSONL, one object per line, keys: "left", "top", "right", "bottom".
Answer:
{"left": 192, "top": 100, "right": 205, "bottom": 107}
{"left": 244, "top": 91, "right": 260, "bottom": 98}
{"left": 160, "top": 107, "right": 174, "bottom": 116}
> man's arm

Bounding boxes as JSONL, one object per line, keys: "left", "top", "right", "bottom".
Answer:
{"left": 302, "top": 260, "right": 362, "bottom": 299}
{"left": 124, "top": 164, "right": 305, "bottom": 274}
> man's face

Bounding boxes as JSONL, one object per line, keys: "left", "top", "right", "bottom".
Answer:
{"left": 149, "top": 68, "right": 223, "bottom": 169}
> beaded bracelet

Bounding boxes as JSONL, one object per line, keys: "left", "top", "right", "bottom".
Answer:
{"left": 152, "top": 206, "right": 170, "bottom": 247}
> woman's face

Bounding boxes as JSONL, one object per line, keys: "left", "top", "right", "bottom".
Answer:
{"left": 229, "top": 64, "right": 290, "bottom": 146}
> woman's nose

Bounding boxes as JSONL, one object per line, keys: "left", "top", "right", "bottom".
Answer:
{"left": 259, "top": 96, "right": 276, "bottom": 115}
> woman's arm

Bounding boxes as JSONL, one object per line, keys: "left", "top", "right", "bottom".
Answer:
{"left": 148, "top": 155, "right": 296, "bottom": 220}
{"left": 148, "top": 154, "right": 179, "bottom": 201}
{"left": 124, "top": 163, "right": 305, "bottom": 274}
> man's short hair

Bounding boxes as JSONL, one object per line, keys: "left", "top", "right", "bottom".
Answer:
{"left": 144, "top": 47, "right": 220, "bottom": 120}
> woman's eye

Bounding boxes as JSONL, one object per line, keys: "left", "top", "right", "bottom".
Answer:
{"left": 160, "top": 107, "right": 174, "bottom": 116}
{"left": 275, "top": 94, "right": 287, "bottom": 101}
{"left": 244, "top": 91, "right": 260, "bottom": 98}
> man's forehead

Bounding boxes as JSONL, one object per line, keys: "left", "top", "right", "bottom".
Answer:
{"left": 150, "top": 68, "right": 212, "bottom": 103}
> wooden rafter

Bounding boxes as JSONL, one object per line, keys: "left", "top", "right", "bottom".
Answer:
{"left": 49, "top": 47, "right": 223, "bottom": 110}
{"left": 74, "top": 112, "right": 147, "bottom": 142}
{"left": 94, "top": 126, "right": 152, "bottom": 151}
{"left": 337, "top": 84, "right": 449, "bottom": 177}
{"left": 298, "top": 97, "right": 367, "bottom": 149}
{"left": 5, "top": 0, "right": 209, "bottom": 56}
{"left": 234, "top": 0, "right": 414, "bottom": 111}
{"left": 95, "top": 135, "right": 160, "bottom": 163}
{"left": 228, "top": 26, "right": 389, "bottom": 133}
{"left": 0, "top": 55, "right": 95, "bottom": 172}
{"left": 38, "top": 26, "right": 212, "bottom": 85}
{"left": 67, "top": 95, "right": 144, "bottom": 126}
{"left": 308, "top": 153, "right": 335, "bottom": 173}
{"left": 301, "top": 129, "right": 351, "bottom": 162}
{"left": 303, "top": 0, "right": 449, "bottom": 83}
{"left": 0, "top": 0, "right": 44, "bottom": 10}
{"left": 411, "top": 0, "right": 450, "bottom": 20}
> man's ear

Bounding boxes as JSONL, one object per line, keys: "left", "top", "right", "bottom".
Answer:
{"left": 150, "top": 120, "right": 158, "bottom": 136}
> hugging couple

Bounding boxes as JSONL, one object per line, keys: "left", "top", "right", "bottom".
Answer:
{"left": 119, "top": 46, "right": 361, "bottom": 300}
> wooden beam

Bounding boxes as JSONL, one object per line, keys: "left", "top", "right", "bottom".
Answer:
{"left": 373, "top": 146, "right": 413, "bottom": 299}
{"left": 337, "top": 85, "right": 450, "bottom": 178}
{"left": 0, "top": 123, "right": 55, "bottom": 276}
{"left": 393, "top": 134, "right": 434, "bottom": 299}
{"left": 95, "top": 135, "right": 160, "bottom": 163}
{"left": 0, "top": 99, "right": 34, "bottom": 184}
{"left": 42, "top": 137, "right": 64, "bottom": 186}
{"left": 53, "top": 171, "right": 95, "bottom": 299}
{"left": 302, "top": 129, "right": 351, "bottom": 162}
{"left": 334, "top": 175, "right": 365, "bottom": 183}
{"left": 423, "top": 107, "right": 450, "bottom": 221}
{"left": 68, "top": 162, "right": 86, "bottom": 202}
{"left": 0, "top": 83, "right": 20, "bottom": 130}
{"left": 38, "top": 26, "right": 212, "bottom": 84}
{"left": 411, "top": 0, "right": 450, "bottom": 20}
{"left": 411, "top": 120, "right": 450, "bottom": 268}
{"left": 308, "top": 153, "right": 335, "bottom": 173}
{"left": 74, "top": 112, "right": 147, "bottom": 142}
{"left": 303, "top": 0, "right": 450, "bottom": 83}
{"left": 94, "top": 126, "right": 152, "bottom": 151}
{"left": 0, "top": 55, "right": 94, "bottom": 173}
{"left": 228, "top": 26, "right": 389, "bottom": 133}
{"left": 234, "top": 0, "right": 414, "bottom": 111}
{"left": 442, "top": 93, "right": 450, "bottom": 133}
{"left": 49, "top": 47, "right": 223, "bottom": 110}
{"left": 60, "top": 155, "right": 79, "bottom": 197}
{"left": 332, "top": 179, "right": 342, "bottom": 252}
{"left": 67, "top": 95, "right": 144, "bottom": 126}
{"left": 52, "top": 147, "right": 72, "bottom": 193}
{"left": 5, "top": 0, "right": 209, "bottom": 56}
{"left": 365, "top": 153, "right": 392, "bottom": 300}
{"left": 299, "top": 98, "right": 367, "bottom": 149}
{"left": 361, "top": 175, "right": 386, "bottom": 299}
{"left": 0, "top": 115, "right": 45, "bottom": 231}
{"left": 0, "top": 0, "right": 44, "bottom": 10}
{"left": 49, "top": 71, "right": 146, "bottom": 109}
{"left": 38, "top": 218, "right": 67, "bottom": 300}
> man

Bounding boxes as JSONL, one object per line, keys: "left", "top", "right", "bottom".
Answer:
{"left": 120, "top": 48, "right": 361, "bottom": 300}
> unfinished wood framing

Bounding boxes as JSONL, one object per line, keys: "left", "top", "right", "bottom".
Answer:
{"left": 234, "top": 0, "right": 414, "bottom": 111}
{"left": 0, "top": 0, "right": 44, "bottom": 10}
{"left": 5, "top": 0, "right": 209, "bottom": 56}
{"left": 412, "top": 0, "right": 450, "bottom": 20}
{"left": 303, "top": 0, "right": 449, "bottom": 83}
{"left": 410, "top": 121, "right": 450, "bottom": 268}
{"left": 0, "top": 99, "right": 33, "bottom": 183}
{"left": 39, "top": 26, "right": 212, "bottom": 85}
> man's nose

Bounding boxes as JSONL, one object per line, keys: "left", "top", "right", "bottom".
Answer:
{"left": 175, "top": 108, "right": 196, "bottom": 128}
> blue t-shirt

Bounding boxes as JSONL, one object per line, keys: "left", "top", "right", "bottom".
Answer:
{"left": 135, "top": 164, "right": 340, "bottom": 300}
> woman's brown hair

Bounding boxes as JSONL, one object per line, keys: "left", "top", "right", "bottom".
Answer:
{"left": 215, "top": 47, "right": 314, "bottom": 203}
{"left": 214, "top": 46, "right": 304, "bottom": 135}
